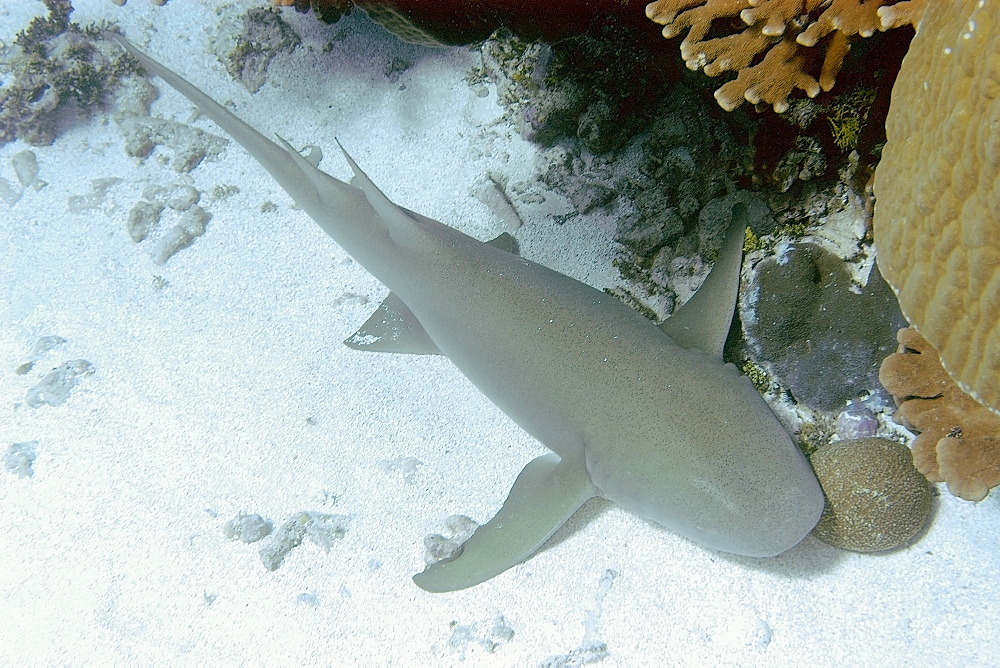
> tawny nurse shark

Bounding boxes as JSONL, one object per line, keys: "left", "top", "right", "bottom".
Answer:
{"left": 111, "top": 34, "right": 824, "bottom": 592}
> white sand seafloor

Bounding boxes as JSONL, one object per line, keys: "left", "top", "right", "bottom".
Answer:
{"left": 1, "top": 1, "right": 999, "bottom": 665}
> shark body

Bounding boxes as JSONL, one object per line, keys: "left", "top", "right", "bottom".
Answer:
{"left": 112, "top": 34, "right": 824, "bottom": 592}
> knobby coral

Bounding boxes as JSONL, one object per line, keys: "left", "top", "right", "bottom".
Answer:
{"left": 879, "top": 328, "right": 1000, "bottom": 503}
{"left": 873, "top": 0, "right": 1000, "bottom": 417}
{"left": 644, "top": 0, "right": 926, "bottom": 111}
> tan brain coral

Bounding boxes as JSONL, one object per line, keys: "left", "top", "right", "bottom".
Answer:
{"left": 809, "top": 437, "right": 933, "bottom": 552}
{"left": 873, "top": 0, "right": 1000, "bottom": 416}
{"left": 644, "top": 0, "right": 924, "bottom": 111}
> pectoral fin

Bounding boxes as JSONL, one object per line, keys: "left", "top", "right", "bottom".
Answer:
{"left": 413, "top": 453, "right": 596, "bottom": 593}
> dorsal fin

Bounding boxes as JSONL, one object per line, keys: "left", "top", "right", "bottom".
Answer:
{"left": 336, "top": 141, "right": 429, "bottom": 249}
{"left": 659, "top": 203, "right": 747, "bottom": 359}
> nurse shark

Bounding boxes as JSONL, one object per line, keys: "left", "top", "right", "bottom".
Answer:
{"left": 110, "top": 34, "right": 824, "bottom": 592}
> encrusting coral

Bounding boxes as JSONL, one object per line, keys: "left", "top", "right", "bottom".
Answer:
{"left": 644, "top": 0, "right": 926, "bottom": 112}
{"left": 741, "top": 242, "right": 906, "bottom": 412}
{"left": 873, "top": 0, "right": 1000, "bottom": 418}
{"left": 879, "top": 328, "right": 1000, "bottom": 503}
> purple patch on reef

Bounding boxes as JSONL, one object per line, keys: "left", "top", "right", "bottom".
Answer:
{"left": 835, "top": 401, "right": 879, "bottom": 439}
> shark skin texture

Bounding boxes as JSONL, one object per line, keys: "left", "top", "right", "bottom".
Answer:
{"left": 110, "top": 34, "right": 824, "bottom": 593}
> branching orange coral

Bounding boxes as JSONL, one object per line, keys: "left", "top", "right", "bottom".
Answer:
{"left": 879, "top": 328, "right": 1000, "bottom": 503}
{"left": 645, "top": 0, "right": 925, "bottom": 112}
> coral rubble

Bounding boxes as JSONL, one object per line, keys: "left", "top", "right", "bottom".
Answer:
{"left": 25, "top": 360, "right": 95, "bottom": 408}
{"left": 226, "top": 7, "right": 301, "bottom": 93}
{"left": 0, "top": 0, "right": 135, "bottom": 145}
{"left": 4, "top": 442, "right": 38, "bottom": 479}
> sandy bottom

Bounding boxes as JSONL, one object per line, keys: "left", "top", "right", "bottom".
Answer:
{"left": 1, "top": 1, "right": 997, "bottom": 664}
